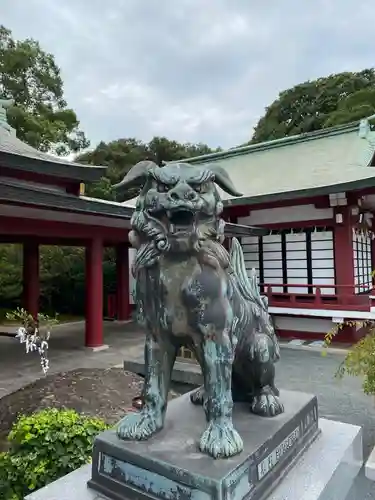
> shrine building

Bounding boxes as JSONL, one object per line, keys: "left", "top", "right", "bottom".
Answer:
{"left": 168, "top": 116, "right": 375, "bottom": 342}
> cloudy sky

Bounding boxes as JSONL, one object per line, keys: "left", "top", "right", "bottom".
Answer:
{"left": 2, "top": 0, "right": 375, "bottom": 150}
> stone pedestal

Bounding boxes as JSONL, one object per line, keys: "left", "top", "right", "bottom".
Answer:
{"left": 25, "top": 391, "right": 363, "bottom": 500}
{"left": 88, "top": 390, "right": 319, "bottom": 500}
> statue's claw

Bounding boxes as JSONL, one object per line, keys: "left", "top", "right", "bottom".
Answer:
{"left": 116, "top": 409, "right": 162, "bottom": 440}
{"left": 250, "top": 389, "right": 284, "bottom": 417}
{"left": 190, "top": 386, "right": 205, "bottom": 406}
{"left": 199, "top": 420, "right": 243, "bottom": 459}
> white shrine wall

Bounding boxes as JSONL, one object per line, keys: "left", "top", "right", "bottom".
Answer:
{"left": 238, "top": 204, "right": 333, "bottom": 226}
{"left": 273, "top": 316, "right": 334, "bottom": 334}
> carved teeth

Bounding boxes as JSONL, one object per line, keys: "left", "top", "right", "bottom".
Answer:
{"left": 170, "top": 223, "right": 175, "bottom": 233}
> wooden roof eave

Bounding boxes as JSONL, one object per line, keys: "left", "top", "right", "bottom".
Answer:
{"left": 0, "top": 183, "right": 268, "bottom": 237}
{"left": 223, "top": 175, "right": 375, "bottom": 207}
{"left": 0, "top": 150, "right": 106, "bottom": 183}
{"left": 0, "top": 180, "right": 133, "bottom": 219}
{"left": 224, "top": 222, "right": 269, "bottom": 237}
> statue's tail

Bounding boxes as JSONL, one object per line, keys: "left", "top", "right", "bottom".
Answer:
{"left": 229, "top": 237, "right": 280, "bottom": 360}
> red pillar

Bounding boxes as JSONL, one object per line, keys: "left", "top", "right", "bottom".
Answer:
{"left": 85, "top": 238, "right": 103, "bottom": 347}
{"left": 116, "top": 243, "right": 131, "bottom": 320}
{"left": 372, "top": 235, "right": 375, "bottom": 292}
{"left": 333, "top": 208, "right": 359, "bottom": 343}
{"left": 23, "top": 241, "right": 39, "bottom": 319}
{"left": 333, "top": 207, "right": 355, "bottom": 296}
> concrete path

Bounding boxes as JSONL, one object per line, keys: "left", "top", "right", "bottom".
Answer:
{"left": 0, "top": 318, "right": 349, "bottom": 400}
{"left": 277, "top": 348, "right": 375, "bottom": 499}
{"left": 0, "top": 320, "right": 144, "bottom": 398}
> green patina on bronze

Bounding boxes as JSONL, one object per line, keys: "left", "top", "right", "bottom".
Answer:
{"left": 114, "top": 161, "right": 283, "bottom": 459}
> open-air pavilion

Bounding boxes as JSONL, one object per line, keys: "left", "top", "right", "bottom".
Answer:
{"left": 0, "top": 104, "right": 134, "bottom": 347}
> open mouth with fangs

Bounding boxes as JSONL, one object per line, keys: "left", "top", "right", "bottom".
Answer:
{"left": 163, "top": 209, "right": 196, "bottom": 234}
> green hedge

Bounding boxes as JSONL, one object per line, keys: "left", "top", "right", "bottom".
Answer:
{"left": 0, "top": 408, "right": 108, "bottom": 499}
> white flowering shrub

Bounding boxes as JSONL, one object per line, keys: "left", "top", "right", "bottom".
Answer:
{"left": 6, "top": 308, "right": 59, "bottom": 375}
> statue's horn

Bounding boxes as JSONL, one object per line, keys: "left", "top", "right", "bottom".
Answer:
{"left": 113, "top": 161, "right": 158, "bottom": 197}
{"left": 209, "top": 165, "right": 243, "bottom": 197}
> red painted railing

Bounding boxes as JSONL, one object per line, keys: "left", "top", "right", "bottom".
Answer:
{"left": 109, "top": 285, "right": 374, "bottom": 314}
{"left": 260, "top": 283, "right": 373, "bottom": 311}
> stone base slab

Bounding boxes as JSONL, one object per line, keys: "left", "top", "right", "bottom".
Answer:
{"left": 25, "top": 417, "right": 362, "bottom": 500}
{"left": 88, "top": 390, "right": 320, "bottom": 500}
{"left": 365, "top": 444, "right": 375, "bottom": 481}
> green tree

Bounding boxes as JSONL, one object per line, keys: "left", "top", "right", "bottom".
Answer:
{"left": 0, "top": 25, "right": 88, "bottom": 155}
{"left": 40, "top": 246, "right": 85, "bottom": 314}
{"left": 324, "top": 88, "right": 375, "bottom": 128}
{"left": 0, "top": 244, "right": 23, "bottom": 305}
{"left": 79, "top": 136, "right": 219, "bottom": 200}
{"left": 252, "top": 69, "right": 375, "bottom": 143}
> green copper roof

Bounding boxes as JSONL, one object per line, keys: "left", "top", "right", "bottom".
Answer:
{"left": 181, "top": 121, "right": 361, "bottom": 164}
{"left": 176, "top": 118, "right": 375, "bottom": 206}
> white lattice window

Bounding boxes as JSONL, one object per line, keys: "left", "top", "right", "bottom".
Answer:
{"left": 285, "top": 232, "right": 308, "bottom": 294}
{"left": 310, "top": 230, "right": 335, "bottom": 295}
{"left": 241, "top": 227, "right": 335, "bottom": 295}
{"left": 242, "top": 234, "right": 283, "bottom": 292}
{"left": 353, "top": 231, "right": 372, "bottom": 294}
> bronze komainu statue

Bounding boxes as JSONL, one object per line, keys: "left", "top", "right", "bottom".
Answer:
{"left": 114, "top": 161, "right": 284, "bottom": 459}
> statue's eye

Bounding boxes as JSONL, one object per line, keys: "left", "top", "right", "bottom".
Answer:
{"left": 157, "top": 183, "right": 169, "bottom": 193}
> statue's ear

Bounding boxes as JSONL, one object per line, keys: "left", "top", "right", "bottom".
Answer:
{"left": 113, "top": 161, "right": 158, "bottom": 198}
{"left": 209, "top": 165, "right": 243, "bottom": 197}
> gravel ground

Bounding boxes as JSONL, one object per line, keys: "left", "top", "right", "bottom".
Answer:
{"left": 0, "top": 367, "right": 179, "bottom": 451}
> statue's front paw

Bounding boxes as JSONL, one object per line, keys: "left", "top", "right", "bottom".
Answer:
{"left": 190, "top": 386, "right": 205, "bottom": 406}
{"left": 116, "top": 409, "right": 162, "bottom": 440}
{"left": 251, "top": 391, "right": 284, "bottom": 417}
{"left": 199, "top": 420, "right": 243, "bottom": 459}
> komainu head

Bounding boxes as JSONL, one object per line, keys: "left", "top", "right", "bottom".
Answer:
{"left": 115, "top": 161, "right": 242, "bottom": 270}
